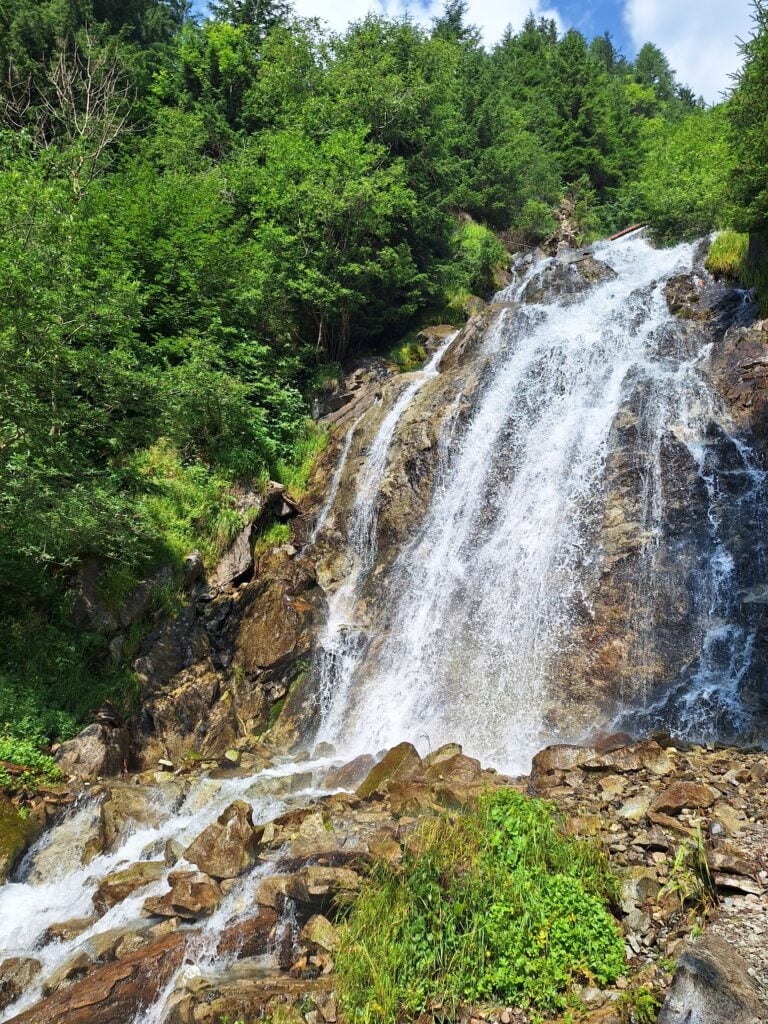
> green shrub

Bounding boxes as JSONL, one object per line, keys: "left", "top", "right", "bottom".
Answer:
{"left": 336, "top": 789, "right": 624, "bottom": 1023}
{"left": 0, "top": 732, "right": 61, "bottom": 792}
{"left": 274, "top": 420, "right": 328, "bottom": 499}
{"left": 706, "top": 231, "right": 749, "bottom": 279}
{"left": 386, "top": 336, "right": 429, "bottom": 372}
{"left": 444, "top": 220, "right": 508, "bottom": 300}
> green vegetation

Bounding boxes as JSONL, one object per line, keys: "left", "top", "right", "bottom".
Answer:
{"left": 660, "top": 826, "right": 718, "bottom": 918}
{"left": 617, "top": 984, "right": 663, "bottom": 1024}
{"left": 336, "top": 790, "right": 624, "bottom": 1021}
{"left": 706, "top": 231, "right": 750, "bottom": 279}
{"left": 0, "top": 733, "right": 61, "bottom": 792}
{"left": 0, "top": 0, "right": 766, "bottom": 752}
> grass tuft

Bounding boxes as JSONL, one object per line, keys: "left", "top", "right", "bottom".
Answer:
{"left": 706, "top": 230, "right": 749, "bottom": 280}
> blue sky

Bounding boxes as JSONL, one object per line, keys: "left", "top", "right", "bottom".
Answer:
{"left": 191, "top": 0, "right": 755, "bottom": 103}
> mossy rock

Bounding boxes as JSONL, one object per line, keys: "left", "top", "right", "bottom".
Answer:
{"left": 356, "top": 742, "right": 423, "bottom": 799}
{"left": 0, "top": 797, "right": 42, "bottom": 882}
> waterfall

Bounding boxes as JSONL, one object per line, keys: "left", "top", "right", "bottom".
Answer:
{"left": 314, "top": 234, "right": 767, "bottom": 772}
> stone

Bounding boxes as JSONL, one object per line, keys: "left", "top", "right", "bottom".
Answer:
{"left": 54, "top": 722, "right": 130, "bottom": 781}
{"left": 298, "top": 915, "right": 339, "bottom": 953}
{"left": 651, "top": 782, "right": 718, "bottom": 815}
{"left": 257, "top": 867, "right": 360, "bottom": 915}
{"left": 164, "top": 838, "right": 184, "bottom": 866}
{"left": 42, "top": 918, "right": 97, "bottom": 944}
{"left": 93, "top": 861, "right": 165, "bottom": 914}
{"left": 618, "top": 795, "right": 651, "bottom": 822}
{"left": 142, "top": 869, "right": 222, "bottom": 920}
{"left": 423, "top": 743, "right": 463, "bottom": 768}
{"left": 211, "top": 524, "right": 254, "bottom": 589}
{"left": 323, "top": 755, "right": 376, "bottom": 791}
{"left": 290, "top": 811, "right": 338, "bottom": 859}
{"left": 43, "top": 953, "right": 93, "bottom": 995}
{"left": 182, "top": 550, "right": 204, "bottom": 589}
{"left": 0, "top": 957, "right": 41, "bottom": 1013}
{"left": 583, "top": 741, "right": 674, "bottom": 777}
{"left": 656, "top": 933, "right": 764, "bottom": 1024}
{"left": 356, "top": 743, "right": 423, "bottom": 799}
{"left": 223, "top": 749, "right": 240, "bottom": 766}
{"left": 184, "top": 800, "right": 260, "bottom": 880}
{"left": 0, "top": 797, "right": 42, "bottom": 883}
{"left": 531, "top": 744, "right": 598, "bottom": 777}
{"left": 424, "top": 753, "right": 481, "bottom": 786}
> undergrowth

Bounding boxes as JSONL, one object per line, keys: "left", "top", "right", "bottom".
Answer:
{"left": 335, "top": 789, "right": 625, "bottom": 1023}
{"left": 706, "top": 230, "right": 768, "bottom": 313}
{"left": 706, "top": 230, "right": 749, "bottom": 279}
{"left": 0, "top": 732, "right": 61, "bottom": 792}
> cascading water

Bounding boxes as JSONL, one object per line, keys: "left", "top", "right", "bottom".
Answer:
{"left": 313, "top": 234, "right": 767, "bottom": 772}
{"left": 311, "top": 334, "right": 457, "bottom": 733}
{"left": 0, "top": 758, "right": 339, "bottom": 1023}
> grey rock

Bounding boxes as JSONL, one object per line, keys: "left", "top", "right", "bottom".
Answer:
{"left": 657, "top": 933, "right": 764, "bottom": 1024}
{"left": 55, "top": 722, "right": 129, "bottom": 781}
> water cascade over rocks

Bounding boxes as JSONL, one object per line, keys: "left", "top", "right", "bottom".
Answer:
{"left": 309, "top": 233, "right": 768, "bottom": 772}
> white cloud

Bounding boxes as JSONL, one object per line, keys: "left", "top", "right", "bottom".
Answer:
{"left": 623, "top": 0, "right": 754, "bottom": 103}
{"left": 291, "top": 0, "right": 562, "bottom": 45}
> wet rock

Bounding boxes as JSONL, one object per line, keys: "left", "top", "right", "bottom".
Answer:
{"left": 142, "top": 869, "right": 222, "bottom": 920}
{"left": 356, "top": 743, "right": 423, "bottom": 798}
{"left": 424, "top": 752, "right": 481, "bottom": 786}
{"left": 0, "top": 957, "right": 41, "bottom": 1013}
{"left": 42, "top": 918, "right": 97, "bottom": 944}
{"left": 651, "top": 782, "right": 718, "bottom": 814}
{"left": 55, "top": 723, "right": 130, "bottom": 782}
{"left": 709, "top": 319, "right": 768, "bottom": 443}
{"left": 184, "top": 800, "right": 261, "bottom": 879}
{"left": 323, "top": 754, "right": 376, "bottom": 791}
{"left": 257, "top": 867, "right": 360, "bottom": 916}
{"left": 657, "top": 933, "right": 764, "bottom": 1024}
{"left": 43, "top": 952, "right": 93, "bottom": 995}
{"left": 520, "top": 254, "right": 617, "bottom": 306}
{"left": 0, "top": 797, "right": 42, "bottom": 883}
{"left": 93, "top": 861, "right": 165, "bottom": 914}
{"left": 423, "top": 743, "right": 463, "bottom": 767}
{"left": 583, "top": 742, "right": 675, "bottom": 777}
{"left": 298, "top": 915, "right": 339, "bottom": 953}
{"left": 531, "top": 744, "right": 600, "bottom": 779}
{"left": 100, "top": 785, "right": 176, "bottom": 852}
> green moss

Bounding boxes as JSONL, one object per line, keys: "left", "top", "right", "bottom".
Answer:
{"left": 386, "top": 336, "right": 428, "bottom": 372}
{"left": 336, "top": 789, "right": 624, "bottom": 1023}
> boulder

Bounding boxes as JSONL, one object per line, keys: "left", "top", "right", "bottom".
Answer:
{"left": 520, "top": 254, "right": 617, "bottom": 306}
{"left": 424, "top": 752, "right": 481, "bottom": 786}
{"left": 531, "top": 744, "right": 598, "bottom": 779}
{"left": 55, "top": 723, "right": 129, "bottom": 781}
{"left": 0, "top": 797, "right": 42, "bottom": 883}
{"left": 298, "top": 915, "right": 339, "bottom": 953}
{"left": 184, "top": 801, "right": 260, "bottom": 879}
{"left": 182, "top": 550, "right": 204, "bottom": 589}
{"left": 93, "top": 861, "right": 165, "bottom": 914}
{"left": 142, "top": 869, "right": 221, "bottom": 920}
{"left": 0, "top": 957, "right": 41, "bottom": 1013}
{"left": 256, "top": 867, "right": 360, "bottom": 916}
{"left": 651, "top": 782, "right": 718, "bottom": 815}
{"left": 656, "top": 933, "right": 764, "bottom": 1024}
{"left": 423, "top": 743, "right": 463, "bottom": 768}
{"left": 100, "top": 784, "right": 184, "bottom": 852}
{"left": 211, "top": 524, "right": 254, "bottom": 590}
{"left": 356, "top": 743, "right": 423, "bottom": 799}
{"left": 323, "top": 755, "right": 376, "bottom": 791}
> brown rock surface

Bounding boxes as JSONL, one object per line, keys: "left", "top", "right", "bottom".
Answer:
{"left": 93, "top": 861, "right": 165, "bottom": 914}
{"left": 184, "top": 800, "right": 261, "bottom": 879}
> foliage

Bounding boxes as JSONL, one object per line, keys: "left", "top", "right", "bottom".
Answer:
{"left": 335, "top": 790, "right": 624, "bottom": 1022}
{"left": 0, "top": 0, "right": 730, "bottom": 742}
{"left": 630, "top": 107, "right": 735, "bottom": 241}
{"left": 0, "top": 732, "right": 62, "bottom": 792}
{"left": 616, "top": 983, "right": 663, "bottom": 1024}
{"left": 728, "top": 1, "right": 768, "bottom": 236}
{"left": 660, "top": 826, "right": 718, "bottom": 917}
{"left": 706, "top": 231, "right": 750, "bottom": 279}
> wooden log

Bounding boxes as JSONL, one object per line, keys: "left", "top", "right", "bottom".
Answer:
{"left": 608, "top": 223, "right": 647, "bottom": 241}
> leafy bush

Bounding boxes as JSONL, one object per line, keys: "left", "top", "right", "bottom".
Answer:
{"left": 336, "top": 789, "right": 624, "bottom": 1022}
{"left": 0, "top": 732, "right": 61, "bottom": 792}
